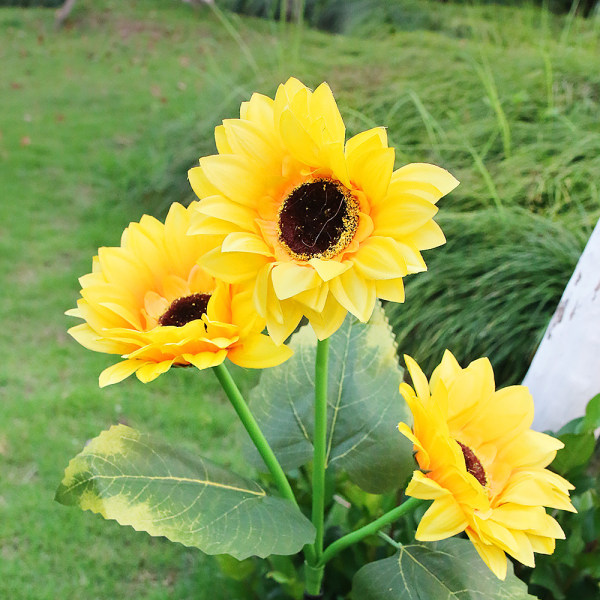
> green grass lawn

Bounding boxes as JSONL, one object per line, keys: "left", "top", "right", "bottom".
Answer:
{"left": 1, "top": 1, "right": 599, "bottom": 598}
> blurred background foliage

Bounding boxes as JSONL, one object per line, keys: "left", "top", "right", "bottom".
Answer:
{"left": 224, "top": 0, "right": 600, "bottom": 32}
{"left": 1, "top": 0, "right": 599, "bottom": 598}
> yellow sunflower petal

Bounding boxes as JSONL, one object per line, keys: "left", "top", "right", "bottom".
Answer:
{"left": 271, "top": 262, "right": 321, "bottom": 300}
{"left": 491, "top": 505, "right": 565, "bottom": 539}
{"left": 398, "top": 420, "right": 431, "bottom": 469}
{"left": 188, "top": 166, "right": 221, "bottom": 199}
{"left": 97, "top": 302, "right": 143, "bottom": 330}
{"left": 392, "top": 163, "right": 460, "bottom": 197}
{"left": 214, "top": 124, "right": 233, "bottom": 154}
{"left": 393, "top": 240, "right": 426, "bottom": 273}
{"left": 501, "top": 472, "right": 576, "bottom": 512}
{"left": 68, "top": 324, "right": 133, "bottom": 355}
{"left": 221, "top": 232, "right": 273, "bottom": 256}
{"left": 186, "top": 213, "right": 238, "bottom": 236}
{"left": 200, "top": 154, "right": 265, "bottom": 206}
{"left": 528, "top": 534, "right": 556, "bottom": 555}
{"left": 228, "top": 333, "right": 293, "bottom": 368}
{"left": 183, "top": 350, "right": 228, "bottom": 371}
{"left": 405, "top": 219, "right": 446, "bottom": 250}
{"left": 466, "top": 530, "right": 508, "bottom": 580}
{"left": 372, "top": 194, "right": 439, "bottom": 237}
{"left": 201, "top": 248, "right": 270, "bottom": 283}
{"left": 352, "top": 236, "right": 408, "bottom": 280}
{"left": 294, "top": 281, "right": 330, "bottom": 313}
{"left": 279, "top": 108, "right": 320, "bottom": 165}
{"left": 345, "top": 127, "right": 388, "bottom": 157}
{"left": 429, "top": 349, "right": 462, "bottom": 393}
{"left": 375, "top": 277, "right": 405, "bottom": 303}
{"left": 406, "top": 470, "right": 450, "bottom": 500}
{"left": 303, "top": 294, "right": 348, "bottom": 341}
{"left": 229, "top": 284, "right": 264, "bottom": 337}
{"left": 99, "top": 360, "right": 145, "bottom": 387}
{"left": 240, "top": 92, "right": 275, "bottom": 127}
{"left": 499, "top": 428, "right": 564, "bottom": 469}
{"left": 415, "top": 495, "right": 468, "bottom": 541}
{"left": 136, "top": 359, "right": 175, "bottom": 383}
{"left": 221, "top": 118, "right": 279, "bottom": 165}
{"left": 403, "top": 355, "right": 431, "bottom": 400}
{"left": 348, "top": 146, "right": 395, "bottom": 205}
{"left": 194, "top": 195, "right": 258, "bottom": 231}
{"left": 265, "top": 299, "right": 304, "bottom": 346}
{"left": 310, "top": 82, "right": 345, "bottom": 144}
{"left": 479, "top": 520, "right": 535, "bottom": 568}
{"left": 308, "top": 258, "right": 351, "bottom": 282}
{"left": 329, "top": 267, "right": 376, "bottom": 322}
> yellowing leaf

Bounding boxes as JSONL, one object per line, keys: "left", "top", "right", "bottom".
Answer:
{"left": 56, "top": 425, "right": 314, "bottom": 559}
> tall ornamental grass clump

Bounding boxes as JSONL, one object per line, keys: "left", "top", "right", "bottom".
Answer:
{"left": 386, "top": 208, "right": 586, "bottom": 386}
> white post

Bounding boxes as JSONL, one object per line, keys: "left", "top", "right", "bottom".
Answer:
{"left": 524, "top": 219, "right": 600, "bottom": 432}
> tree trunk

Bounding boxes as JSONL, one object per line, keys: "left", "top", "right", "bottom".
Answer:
{"left": 55, "top": 0, "right": 77, "bottom": 29}
{"left": 523, "top": 218, "right": 600, "bottom": 432}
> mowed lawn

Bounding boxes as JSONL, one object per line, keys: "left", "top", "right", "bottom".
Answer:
{"left": 1, "top": 1, "right": 599, "bottom": 598}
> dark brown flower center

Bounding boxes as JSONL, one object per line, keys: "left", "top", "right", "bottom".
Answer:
{"left": 158, "top": 293, "right": 211, "bottom": 327}
{"left": 277, "top": 178, "right": 359, "bottom": 260}
{"left": 457, "top": 441, "right": 487, "bottom": 487}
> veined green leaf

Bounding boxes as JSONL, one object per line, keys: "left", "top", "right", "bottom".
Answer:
{"left": 248, "top": 302, "right": 414, "bottom": 493}
{"left": 351, "top": 538, "right": 536, "bottom": 599}
{"left": 552, "top": 432, "right": 595, "bottom": 475}
{"left": 582, "top": 393, "right": 600, "bottom": 433}
{"left": 55, "top": 424, "right": 315, "bottom": 559}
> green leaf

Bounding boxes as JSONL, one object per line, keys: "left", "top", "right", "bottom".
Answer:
{"left": 55, "top": 425, "right": 315, "bottom": 559}
{"left": 582, "top": 393, "right": 600, "bottom": 433}
{"left": 351, "top": 538, "right": 536, "bottom": 599}
{"left": 555, "top": 416, "right": 584, "bottom": 436}
{"left": 215, "top": 555, "right": 258, "bottom": 581}
{"left": 552, "top": 432, "right": 595, "bottom": 474}
{"left": 248, "top": 302, "right": 414, "bottom": 493}
{"left": 555, "top": 394, "right": 600, "bottom": 437}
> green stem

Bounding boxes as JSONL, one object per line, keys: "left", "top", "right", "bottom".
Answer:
{"left": 311, "top": 338, "right": 330, "bottom": 562}
{"left": 212, "top": 363, "right": 318, "bottom": 566}
{"left": 318, "top": 497, "right": 425, "bottom": 566}
{"left": 304, "top": 562, "right": 324, "bottom": 597}
{"left": 212, "top": 363, "right": 297, "bottom": 505}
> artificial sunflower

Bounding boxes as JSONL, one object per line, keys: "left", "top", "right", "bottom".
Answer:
{"left": 188, "top": 77, "right": 458, "bottom": 344}
{"left": 67, "top": 202, "right": 292, "bottom": 387}
{"left": 398, "top": 350, "right": 575, "bottom": 579}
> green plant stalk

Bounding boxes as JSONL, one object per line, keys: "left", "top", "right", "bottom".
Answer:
{"left": 304, "top": 562, "right": 325, "bottom": 597}
{"left": 212, "top": 363, "right": 304, "bottom": 499}
{"left": 312, "top": 338, "right": 330, "bottom": 558}
{"left": 318, "top": 497, "right": 425, "bottom": 566}
{"left": 305, "top": 338, "right": 330, "bottom": 594}
{"left": 213, "top": 362, "right": 317, "bottom": 564}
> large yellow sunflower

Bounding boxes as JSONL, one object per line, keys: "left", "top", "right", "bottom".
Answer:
{"left": 188, "top": 77, "right": 459, "bottom": 344}
{"left": 397, "top": 350, "right": 575, "bottom": 579}
{"left": 67, "top": 202, "right": 292, "bottom": 387}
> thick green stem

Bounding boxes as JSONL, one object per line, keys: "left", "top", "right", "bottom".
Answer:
{"left": 212, "top": 362, "right": 317, "bottom": 565}
{"left": 318, "top": 497, "right": 425, "bottom": 566}
{"left": 311, "top": 338, "right": 330, "bottom": 563}
{"left": 212, "top": 363, "right": 297, "bottom": 505}
{"left": 304, "top": 562, "right": 324, "bottom": 597}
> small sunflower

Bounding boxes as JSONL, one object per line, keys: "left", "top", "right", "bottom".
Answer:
{"left": 398, "top": 350, "right": 575, "bottom": 580}
{"left": 67, "top": 202, "right": 292, "bottom": 387}
{"left": 188, "top": 77, "right": 458, "bottom": 344}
